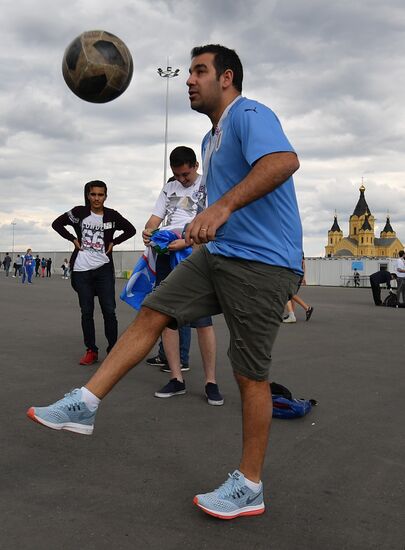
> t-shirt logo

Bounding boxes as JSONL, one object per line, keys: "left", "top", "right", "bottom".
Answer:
{"left": 81, "top": 222, "right": 105, "bottom": 253}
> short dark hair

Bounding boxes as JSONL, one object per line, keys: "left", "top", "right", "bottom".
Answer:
{"left": 169, "top": 146, "right": 197, "bottom": 168}
{"left": 191, "top": 44, "right": 243, "bottom": 93}
{"left": 391, "top": 273, "right": 398, "bottom": 279}
{"left": 84, "top": 180, "right": 107, "bottom": 205}
{"left": 399, "top": 250, "right": 404, "bottom": 257}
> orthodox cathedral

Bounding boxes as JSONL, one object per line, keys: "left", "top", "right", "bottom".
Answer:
{"left": 325, "top": 184, "right": 403, "bottom": 258}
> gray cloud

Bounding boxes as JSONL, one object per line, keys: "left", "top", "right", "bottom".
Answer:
{"left": 0, "top": 0, "right": 405, "bottom": 256}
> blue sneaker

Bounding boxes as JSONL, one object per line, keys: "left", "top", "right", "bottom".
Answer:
{"left": 194, "top": 470, "right": 265, "bottom": 519}
{"left": 27, "top": 388, "right": 96, "bottom": 435}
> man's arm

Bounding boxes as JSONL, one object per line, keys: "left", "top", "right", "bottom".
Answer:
{"left": 185, "top": 151, "right": 299, "bottom": 245}
{"left": 112, "top": 212, "right": 136, "bottom": 247}
{"left": 52, "top": 212, "right": 78, "bottom": 244}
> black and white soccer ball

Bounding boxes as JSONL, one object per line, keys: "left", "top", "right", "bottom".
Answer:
{"left": 62, "top": 30, "right": 133, "bottom": 103}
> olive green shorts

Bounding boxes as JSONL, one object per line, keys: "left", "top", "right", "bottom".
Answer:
{"left": 143, "top": 246, "right": 300, "bottom": 381}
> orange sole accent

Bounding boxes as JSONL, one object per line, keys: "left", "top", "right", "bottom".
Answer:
{"left": 26, "top": 407, "right": 41, "bottom": 425}
{"left": 193, "top": 496, "right": 265, "bottom": 520}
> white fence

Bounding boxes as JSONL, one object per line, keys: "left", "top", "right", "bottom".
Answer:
{"left": 1, "top": 250, "right": 398, "bottom": 286}
{"left": 305, "top": 257, "right": 397, "bottom": 287}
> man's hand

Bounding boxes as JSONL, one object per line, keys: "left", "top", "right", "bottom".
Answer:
{"left": 106, "top": 243, "right": 114, "bottom": 255}
{"left": 73, "top": 239, "right": 82, "bottom": 250}
{"left": 185, "top": 203, "right": 232, "bottom": 245}
{"left": 142, "top": 228, "right": 154, "bottom": 247}
{"left": 168, "top": 239, "right": 188, "bottom": 251}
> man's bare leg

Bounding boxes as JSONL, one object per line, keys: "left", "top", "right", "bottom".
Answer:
{"left": 196, "top": 326, "right": 216, "bottom": 384}
{"left": 235, "top": 373, "right": 272, "bottom": 483}
{"left": 161, "top": 327, "right": 183, "bottom": 381}
{"left": 292, "top": 294, "right": 309, "bottom": 311}
{"left": 86, "top": 307, "right": 171, "bottom": 398}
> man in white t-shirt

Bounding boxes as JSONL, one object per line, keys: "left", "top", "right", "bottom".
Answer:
{"left": 395, "top": 250, "right": 405, "bottom": 303}
{"left": 52, "top": 180, "right": 136, "bottom": 365}
{"left": 143, "top": 146, "right": 223, "bottom": 405}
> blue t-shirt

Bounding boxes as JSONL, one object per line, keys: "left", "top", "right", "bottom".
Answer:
{"left": 204, "top": 96, "right": 303, "bottom": 275}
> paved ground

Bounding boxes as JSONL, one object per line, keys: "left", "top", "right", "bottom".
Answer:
{"left": 1, "top": 272, "right": 404, "bottom": 550}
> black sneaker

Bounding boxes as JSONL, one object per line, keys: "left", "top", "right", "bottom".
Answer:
{"left": 305, "top": 306, "right": 314, "bottom": 321}
{"left": 160, "top": 363, "right": 190, "bottom": 373}
{"left": 146, "top": 355, "right": 167, "bottom": 367}
{"left": 205, "top": 383, "right": 224, "bottom": 406}
{"left": 154, "top": 378, "right": 186, "bottom": 398}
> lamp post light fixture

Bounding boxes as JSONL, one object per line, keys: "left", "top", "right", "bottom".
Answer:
{"left": 11, "top": 220, "right": 16, "bottom": 257}
{"left": 157, "top": 64, "right": 180, "bottom": 185}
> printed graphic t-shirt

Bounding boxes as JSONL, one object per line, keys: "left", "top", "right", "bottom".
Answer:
{"left": 73, "top": 212, "right": 110, "bottom": 272}
{"left": 152, "top": 175, "right": 205, "bottom": 232}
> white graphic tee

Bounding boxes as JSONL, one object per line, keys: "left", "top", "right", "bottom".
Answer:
{"left": 73, "top": 212, "right": 110, "bottom": 272}
{"left": 152, "top": 175, "right": 205, "bottom": 232}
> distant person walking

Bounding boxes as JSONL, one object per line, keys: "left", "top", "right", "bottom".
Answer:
{"left": 394, "top": 250, "right": 405, "bottom": 304}
{"left": 283, "top": 255, "right": 313, "bottom": 323}
{"left": 40, "top": 258, "right": 46, "bottom": 277}
{"left": 353, "top": 269, "right": 360, "bottom": 287}
{"left": 13, "top": 255, "right": 23, "bottom": 278}
{"left": 22, "top": 249, "right": 35, "bottom": 284}
{"left": 35, "top": 255, "right": 41, "bottom": 277}
{"left": 46, "top": 258, "right": 52, "bottom": 277}
{"left": 3, "top": 253, "right": 11, "bottom": 277}
{"left": 369, "top": 270, "right": 397, "bottom": 306}
{"left": 61, "top": 259, "right": 70, "bottom": 279}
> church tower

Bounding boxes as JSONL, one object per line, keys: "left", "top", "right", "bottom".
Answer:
{"left": 357, "top": 213, "right": 374, "bottom": 255}
{"left": 349, "top": 184, "right": 375, "bottom": 240}
{"left": 380, "top": 216, "right": 396, "bottom": 239}
{"left": 325, "top": 214, "right": 343, "bottom": 257}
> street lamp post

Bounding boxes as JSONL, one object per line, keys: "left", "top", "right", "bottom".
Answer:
{"left": 157, "top": 64, "right": 180, "bottom": 185}
{"left": 11, "top": 220, "right": 16, "bottom": 258}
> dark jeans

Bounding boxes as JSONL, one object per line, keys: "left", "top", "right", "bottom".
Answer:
{"left": 370, "top": 281, "right": 382, "bottom": 305}
{"left": 155, "top": 253, "right": 191, "bottom": 365}
{"left": 158, "top": 325, "right": 191, "bottom": 365}
{"left": 71, "top": 263, "right": 117, "bottom": 353}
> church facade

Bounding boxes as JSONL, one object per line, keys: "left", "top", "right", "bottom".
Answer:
{"left": 325, "top": 185, "right": 403, "bottom": 258}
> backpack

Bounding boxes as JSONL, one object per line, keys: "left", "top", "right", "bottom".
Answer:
{"left": 382, "top": 291, "right": 398, "bottom": 307}
{"left": 270, "top": 382, "right": 317, "bottom": 419}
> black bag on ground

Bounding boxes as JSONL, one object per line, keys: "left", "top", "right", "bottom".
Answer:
{"left": 270, "top": 382, "right": 317, "bottom": 419}
{"left": 383, "top": 291, "right": 398, "bottom": 307}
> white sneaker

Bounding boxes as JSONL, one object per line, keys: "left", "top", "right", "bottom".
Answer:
{"left": 283, "top": 314, "right": 296, "bottom": 323}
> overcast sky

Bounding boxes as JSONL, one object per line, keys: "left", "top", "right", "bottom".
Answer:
{"left": 1, "top": 0, "right": 405, "bottom": 257}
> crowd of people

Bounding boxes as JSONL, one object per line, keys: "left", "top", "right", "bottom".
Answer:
{"left": 0, "top": 253, "right": 65, "bottom": 282}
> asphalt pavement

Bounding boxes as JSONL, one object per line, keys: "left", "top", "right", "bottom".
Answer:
{"left": 0, "top": 272, "right": 404, "bottom": 550}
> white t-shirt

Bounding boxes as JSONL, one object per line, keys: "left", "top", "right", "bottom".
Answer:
{"left": 395, "top": 257, "right": 405, "bottom": 279}
{"left": 152, "top": 175, "right": 205, "bottom": 231}
{"left": 74, "top": 212, "right": 110, "bottom": 272}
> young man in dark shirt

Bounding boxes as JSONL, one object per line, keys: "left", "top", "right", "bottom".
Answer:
{"left": 52, "top": 180, "right": 136, "bottom": 364}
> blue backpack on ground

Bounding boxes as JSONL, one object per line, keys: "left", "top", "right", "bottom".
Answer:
{"left": 270, "top": 382, "right": 317, "bottom": 419}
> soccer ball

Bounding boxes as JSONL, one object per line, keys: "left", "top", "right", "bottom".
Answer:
{"left": 62, "top": 30, "right": 133, "bottom": 103}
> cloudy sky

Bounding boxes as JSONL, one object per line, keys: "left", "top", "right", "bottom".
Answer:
{"left": 1, "top": 0, "right": 405, "bottom": 257}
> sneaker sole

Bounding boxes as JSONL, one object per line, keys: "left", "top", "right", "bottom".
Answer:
{"left": 79, "top": 360, "right": 98, "bottom": 366}
{"left": 154, "top": 390, "right": 186, "bottom": 398}
{"left": 206, "top": 396, "right": 224, "bottom": 406}
{"left": 193, "top": 497, "right": 265, "bottom": 519}
{"left": 26, "top": 408, "right": 94, "bottom": 435}
{"left": 146, "top": 359, "right": 167, "bottom": 366}
{"left": 160, "top": 366, "right": 190, "bottom": 373}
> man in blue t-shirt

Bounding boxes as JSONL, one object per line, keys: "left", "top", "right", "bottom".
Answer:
{"left": 28, "top": 45, "right": 303, "bottom": 521}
